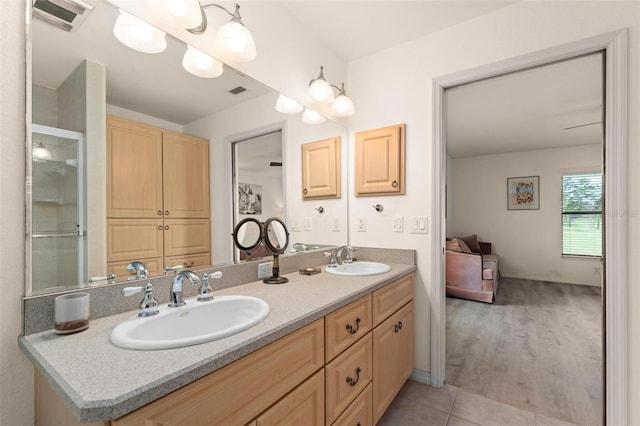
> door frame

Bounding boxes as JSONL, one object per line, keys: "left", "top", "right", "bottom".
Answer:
{"left": 430, "top": 29, "right": 627, "bottom": 424}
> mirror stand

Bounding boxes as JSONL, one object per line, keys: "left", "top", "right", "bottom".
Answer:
{"left": 262, "top": 254, "right": 288, "bottom": 284}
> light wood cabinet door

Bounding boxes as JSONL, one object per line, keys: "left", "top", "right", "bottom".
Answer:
{"left": 256, "top": 369, "right": 324, "bottom": 426}
{"left": 162, "top": 131, "right": 210, "bottom": 218}
{"left": 302, "top": 137, "right": 341, "bottom": 199}
{"left": 107, "top": 219, "right": 164, "bottom": 262}
{"left": 107, "top": 116, "right": 164, "bottom": 218}
{"left": 372, "top": 273, "right": 413, "bottom": 326}
{"left": 112, "top": 319, "right": 324, "bottom": 426}
{"left": 325, "top": 334, "right": 372, "bottom": 424}
{"left": 325, "top": 295, "right": 372, "bottom": 362}
{"left": 354, "top": 124, "right": 405, "bottom": 196}
{"left": 163, "top": 218, "right": 210, "bottom": 257}
{"left": 331, "top": 382, "right": 373, "bottom": 426}
{"left": 372, "top": 301, "right": 414, "bottom": 424}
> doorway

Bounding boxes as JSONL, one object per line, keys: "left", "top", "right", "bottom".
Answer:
{"left": 430, "top": 30, "right": 628, "bottom": 425}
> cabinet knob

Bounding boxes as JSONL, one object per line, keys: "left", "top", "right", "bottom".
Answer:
{"left": 165, "top": 210, "right": 170, "bottom": 216}
{"left": 392, "top": 180, "right": 398, "bottom": 188}
{"left": 157, "top": 210, "right": 162, "bottom": 215}
{"left": 394, "top": 321, "right": 403, "bottom": 333}
{"left": 303, "top": 188, "right": 308, "bottom": 195}
{"left": 157, "top": 225, "right": 163, "bottom": 230}
{"left": 345, "top": 367, "right": 361, "bottom": 387}
{"left": 345, "top": 317, "right": 361, "bottom": 335}
{"left": 184, "top": 261, "right": 195, "bottom": 267}
{"left": 164, "top": 225, "right": 169, "bottom": 230}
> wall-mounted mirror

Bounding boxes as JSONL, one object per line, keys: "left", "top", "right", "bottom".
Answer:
{"left": 28, "top": 0, "right": 348, "bottom": 296}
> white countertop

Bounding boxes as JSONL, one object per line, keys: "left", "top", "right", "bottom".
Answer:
{"left": 19, "top": 263, "right": 416, "bottom": 423}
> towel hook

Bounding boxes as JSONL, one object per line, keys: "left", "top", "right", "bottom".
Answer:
{"left": 373, "top": 204, "right": 383, "bottom": 212}
{"left": 315, "top": 206, "right": 324, "bottom": 214}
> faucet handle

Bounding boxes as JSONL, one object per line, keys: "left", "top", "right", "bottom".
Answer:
{"left": 197, "top": 271, "right": 222, "bottom": 302}
{"left": 89, "top": 274, "right": 117, "bottom": 283}
{"left": 324, "top": 251, "right": 338, "bottom": 268}
{"left": 344, "top": 247, "right": 356, "bottom": 264}
{"left": 122, "top": 283, "right": 159, "bottom": 317}
{"left": 163, "top": 264, "right": 184, "bottom": 275}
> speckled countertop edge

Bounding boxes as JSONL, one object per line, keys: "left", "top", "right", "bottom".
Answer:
{"left": 19, "top": 263, "right": 416, "bottom": 423}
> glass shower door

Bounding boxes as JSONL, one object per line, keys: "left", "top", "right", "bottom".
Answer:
{"left": 31, "top": 124, "right": 84, "bottom": 294}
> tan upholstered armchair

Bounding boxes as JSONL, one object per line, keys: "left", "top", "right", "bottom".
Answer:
{"left": 445, "top": 236, "right": 499, "bottom": 303}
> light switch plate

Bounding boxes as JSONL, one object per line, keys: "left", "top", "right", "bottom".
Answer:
{"left": 332, "top": 217, "right": 341, "bottom": 231}
{"left": 304, "top": 217, "right": 312, "bottom": 231}
{"left": 357, "top": 217, "right": 366, "bottom": 232}
{"left": 290, "top": 218, "right": 301, "bottom": 232}
{"left": 410, "top": 216, "right": 428, "bottom": 234}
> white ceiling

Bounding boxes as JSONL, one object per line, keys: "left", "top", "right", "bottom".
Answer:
{"left": 445, "top": 53, "right": 603, "bottom": 158}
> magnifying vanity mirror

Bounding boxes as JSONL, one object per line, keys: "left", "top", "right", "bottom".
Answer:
{"left": 27, "top": 0, "right": 348, "bottom": 296}
{"left": 233, "top": 217, "right": 290, "bottom": 284}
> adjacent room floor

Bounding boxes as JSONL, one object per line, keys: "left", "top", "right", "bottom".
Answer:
{"left": 380, "top": 278, "right": 601, "bottom": 426}
{"left": 445, "top": 278, "right": 602, "bottom": 425}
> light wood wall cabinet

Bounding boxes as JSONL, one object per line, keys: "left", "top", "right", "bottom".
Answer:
{"left": 354, "top": 124, "right": 405, "bottom": 196}
{"left": 35, "top": 273, "right": 414, "bottom": 426}
{"left": 106, "top": 116, "right": 211, "bottom": 277}
{"left": 302, "top": 137, "right": 341, "bottom": 199}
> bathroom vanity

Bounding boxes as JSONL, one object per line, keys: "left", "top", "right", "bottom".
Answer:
{"left": 21, "top": 260, "right": 415, "bottom": 425}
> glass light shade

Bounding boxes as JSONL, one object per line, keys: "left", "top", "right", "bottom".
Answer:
{"left": 275, "top": 94, "right": 303, "bottom": 114}
{"left": 213, "top": 21, "right": 256, "bottom": 62}
{"left": 302, "top": 108, "right": 326, "bottom": 124}
{"left": 182, "top": 45, "right": 223, "bottom": 78}
{"left": 308, "top": 78, "right": 334, "bottom": 104}
{"left": 330, "top": 94, "right": 355, "bottom": 117}
{"left": 113, "top": 9, "right": 167, "bottom": 54}
{"left": 32, "top": 144, "right": 52, "bottom": 161}
{"left": 163, "top": 0, "right": 202, "bottom": 28}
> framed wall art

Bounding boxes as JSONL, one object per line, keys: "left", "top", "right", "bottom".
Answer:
{"left": 507, "top": 176, "right": 539, "bottom": 210}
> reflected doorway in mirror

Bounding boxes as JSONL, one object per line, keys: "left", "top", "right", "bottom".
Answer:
{"left": 238, "top": 183, "right": 262, "bottom": 215}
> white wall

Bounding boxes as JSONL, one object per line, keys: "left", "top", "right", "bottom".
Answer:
{"left": 347, "top": 4, "right": 640, "bottom": 419}
{"left": 0, "top": 0, "right": 34, "bottom": 424}
{"left": 185, "top": 92, "right": 348, "bottom": 265}
{"left": 449, "top": 144, "right": 602, "bottom": 286}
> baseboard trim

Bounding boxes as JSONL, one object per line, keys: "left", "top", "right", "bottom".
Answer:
{"left": 410, "top": 369, "right": 432, "bottom": 386}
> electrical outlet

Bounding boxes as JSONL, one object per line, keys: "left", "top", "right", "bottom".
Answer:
{"left": 258, "top": 262, "right": 273, "bottom": 279}
{"left": 393, "top": 215, "right": 404, "bottom": 232}
{"left": 410, "top": 216, "right": 428, "bottom": 234}
{"left": 304, "top": 217, "right": 312, "bottom": 231}
{"left": 357, "top": 217, "right": 366, "bottom": 232}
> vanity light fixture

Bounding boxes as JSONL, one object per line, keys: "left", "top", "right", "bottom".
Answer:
{"left": 184, "top": 2, "right": 256, "bottom": 62}
{"left": 113, "top": 9, "right": 167, "bottom": 53}
{"left": 275, "top": 94, "right": 304, "bottom": 114}
{"left": 302, "top": 108, "right": 326, "bottom": 124}
{"left": 308, "top": 66, "right": 355, "bottom": 116}
{"left": 163, "top": 0, "right": 203, "bottom": 28}
{"left": 182, "top": 45, "right": 224, "bottom": 78}
{"left": 32, "top": 141, "right": 52, "bottom": 162}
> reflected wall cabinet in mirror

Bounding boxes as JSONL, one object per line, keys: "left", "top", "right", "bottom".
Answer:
{"left": 301, "top": 137, "right": 341, "bottom": 199}
{"left": 106, "top": 116, "right": 211, "bottom": 280}
{"left": 355, "top": 124, "right": 406, "bottom": 196}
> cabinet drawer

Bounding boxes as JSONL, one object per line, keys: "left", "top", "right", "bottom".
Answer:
{"left": 325, "top": 295, "right": 372, "bottom": 362}
{"left": 164, "top": 252, "right": 211, "bottom": 271}
{"left": 256, "top": 369, "right": 324, "bottom": 426}
{"left": 325, "top": 334, "right": 372, "bottom": 424}
{"left": 163, "top": 218, "right": 211, "bottom": 256}
{"left": 372, "top": 274, "right": 413, "bottom": 326}
{"left": 107, "top": 219, "right": 164, "bottom": 262}
{"left": 107, "top": 258, "right": 163, "bottom": 282}
{"left": 331, "top": 382, "right": 372, "bottom": 426}
{"left": 113, "top": 319, "right": 324, "bottom": 426}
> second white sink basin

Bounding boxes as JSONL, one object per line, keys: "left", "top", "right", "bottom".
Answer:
{"left": 325, "top": 261, "right": 391, "bottom": 276}
{"left": 110, "top": 295, "right": 270, "bottom": 350}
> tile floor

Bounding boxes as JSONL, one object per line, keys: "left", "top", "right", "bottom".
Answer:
{"left": 378, "top": 380, "right": 580, "bottom": 426}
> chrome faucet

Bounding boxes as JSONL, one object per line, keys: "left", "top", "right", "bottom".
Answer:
{"left": 169, "top": 270, "right": 200, "bottom": 307}
{"left": 324, "top": 251, "right": 339, "bottom": 268}
{"left": 197, "top": 271, "right": 222, "bottom": 302}
{"left": 336, "top": 245, "right": 356, "bottom": 264}
{"left": 122, "top": 283, "right": 159, "bottom": 317}
{"left": 292, "top": 243, "right": 309, "bottom": 252}
{"left": 126, "top": 261, "right": 149, "bottom": 280}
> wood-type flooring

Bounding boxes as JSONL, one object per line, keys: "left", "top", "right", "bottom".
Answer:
{"left": 446, "top": 278, "right": 602, "bottom": 426}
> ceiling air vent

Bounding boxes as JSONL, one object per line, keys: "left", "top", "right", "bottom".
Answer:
{"left": 32, "top": 0, "right": 94, "bottom": 32}
{"left": 228, "top": 86, "right": 247, "bottom": 95}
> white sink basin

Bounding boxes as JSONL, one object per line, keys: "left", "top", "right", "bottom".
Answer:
{"left": 110, "top": 295, "right": 269, "bottom": 350}
{"left": 325, "top": 261, "right": 391, "bottom": 276}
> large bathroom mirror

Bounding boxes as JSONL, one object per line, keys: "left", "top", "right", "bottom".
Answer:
{"left": 28, "top": 0, "right": 348, "bottom": 295}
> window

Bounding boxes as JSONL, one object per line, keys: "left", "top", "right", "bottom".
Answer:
{"left": 561, "top": 173, "right": 602, "bottom": 257}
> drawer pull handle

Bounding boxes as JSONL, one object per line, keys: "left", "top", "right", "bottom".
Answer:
{"left": 394, "top": 321, "right": 403, "bottom": 333}
{"left": 183, "top": 261, "right": 195, "bottom": 267}
{"left": 345, "top": 317, "right": 361, "bottom": 334}
{"left": 345, "top": 367, "right": 361, "bottom": 387}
